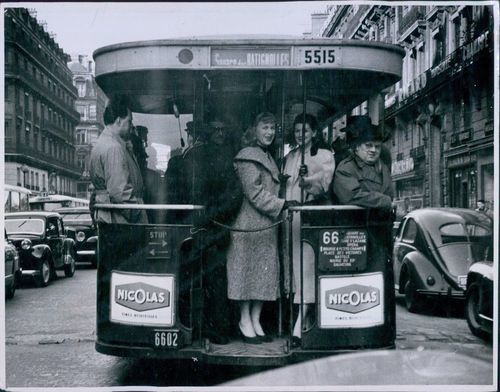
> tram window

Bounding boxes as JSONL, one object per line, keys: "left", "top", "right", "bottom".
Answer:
{"left": 20, "top": 192, "right": 29, "bottom": 211}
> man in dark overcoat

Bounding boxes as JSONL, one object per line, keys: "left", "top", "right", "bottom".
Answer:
{"left": 182, "top": 118, "right": 240, "bottom": 345}
{"left": 333, "top": 115, "right": 394, "bottom": 210}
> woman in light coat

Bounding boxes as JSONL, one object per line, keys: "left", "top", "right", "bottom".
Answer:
{"left": 283, "top": 113, "right": 335, "bottom": 345}
{"left": 226, "top": 112, "right": 292, "bottom": 343}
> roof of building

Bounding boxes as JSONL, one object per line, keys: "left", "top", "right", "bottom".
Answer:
{"left": 69, "top": 61, "right": 88, "bottom": 73}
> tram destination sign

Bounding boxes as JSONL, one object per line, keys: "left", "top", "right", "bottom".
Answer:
{"left": 211, "top": 47, "right": 291, "bottom": 67}
{"left": 146, "top": 227, "right": 171, "bottom": 259}
{"left": 318, "top": 229, "right": 367, "bottom": 272}
{"left": 210, "top": 46, "right": 343, "bottom": 68}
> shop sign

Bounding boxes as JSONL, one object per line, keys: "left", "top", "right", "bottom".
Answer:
{"left": 431, "top": 31, "right": 489, "bottom": 79}
{"left": 391, "top": 157, "right": 414, "bottom": 176}
{"left": 110, "top": 271, "right": 175, "bottom": 326}
{"left": 211, "top": 48, "right": 291, "bottom": 67}
{"left": 462, "top": 31, "right": 489, "bottom": 62}
{"left": 319, "top": 273, "right": 384, "bottom": 328}
{"left": 447, "top": 153, "right": 477, "bottom": 168}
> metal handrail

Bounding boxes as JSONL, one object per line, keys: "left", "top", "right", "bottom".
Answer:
{"left": 93, "top": 203, "right": 205, "bottom": 210}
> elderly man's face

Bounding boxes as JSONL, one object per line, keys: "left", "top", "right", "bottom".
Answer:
{"left": 355, "top": 141, "right": 382, "bottom": 165}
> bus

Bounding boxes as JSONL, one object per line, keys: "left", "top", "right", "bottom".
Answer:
{"left": 92, "top": 36, "right": 404, "bottom": 366}
{"left": 4, "top": 184, "right": 32, "bottom": 212}
{"left": 29, "top": 194, "right": 90, "bottom": 211}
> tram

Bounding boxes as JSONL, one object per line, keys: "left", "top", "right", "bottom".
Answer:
{"left": 92, "top": 36, "right": 404, "bottom": 366}
{"left": 29, "top": 194, "right": 90, "bottom": 211}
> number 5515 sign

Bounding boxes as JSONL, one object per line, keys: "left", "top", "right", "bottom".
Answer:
{"left": 318, "top": 229, "right": 367, "bottom": 272}
{"left": 296, "top": 46, "right": 342, "bottom": 67}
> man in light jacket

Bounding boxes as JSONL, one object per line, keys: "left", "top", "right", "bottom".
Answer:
{"left": 89, "top": 95, "right": 148, "bottom": 224}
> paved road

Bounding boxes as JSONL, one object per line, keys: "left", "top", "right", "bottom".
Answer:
{"left": 5, "top": 267, "right": 494, "bottom": 388}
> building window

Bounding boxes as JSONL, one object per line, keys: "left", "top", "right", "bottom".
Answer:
{"left": 42, "top": 174, "right": 46, "bottom": 192}
{"left": 89, "top": 104, "right": 97, "bottom": 120}
{"left": 17, "top": 168, "right": 21, "bottom": 186}
{"left": 77, "top": 155, "right": 86, "bottom": 170}
{"left": 76, "top": 80, "right": 86, "bottom": 97}
{"left": 34, "top": 128, "right": 39, "bottom": 150}
{"left": 76, "top": 129, "right": 87, "bottom": 144}
{"left": 35, "top": 173, "right": 39, "bottom": 190}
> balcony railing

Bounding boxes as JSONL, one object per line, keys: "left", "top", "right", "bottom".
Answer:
{"left": 41, "top": 119, "right": 69, "bottom": 141}
{"left": 410, "top": 145, "right": 425, "bottom": 159}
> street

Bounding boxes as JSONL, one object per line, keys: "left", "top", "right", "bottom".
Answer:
{"left": 4, "top": 265, "right": 493, "bottom": 388}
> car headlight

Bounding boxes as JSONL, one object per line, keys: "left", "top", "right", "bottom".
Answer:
{"left": 76, "top": 231, "right": 86, "bottom": 242}
{"left": 21, "top": 239, "right": 32, "bottom": 250}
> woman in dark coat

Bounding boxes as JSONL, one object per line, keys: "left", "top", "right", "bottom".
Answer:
{"left": 226, "top": 112, "right": 289, "bottom": 343}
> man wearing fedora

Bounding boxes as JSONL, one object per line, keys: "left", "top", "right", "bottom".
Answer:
{"left": 332, "top": 115, "right": 394, "bottom": 210}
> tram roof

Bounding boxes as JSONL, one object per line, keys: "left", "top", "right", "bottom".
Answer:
{"left": 93, "top": 36, "right": 404, "bottom": 118}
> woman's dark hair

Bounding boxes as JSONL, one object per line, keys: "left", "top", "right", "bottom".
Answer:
{"left": 240, "top": 112, "right": 277, "bottom": 148}
{"left": 289, "top": 113, "right": 329, "bottom": 156}
{"left": 103, "top": 95, "right": 131, "bottom": 125}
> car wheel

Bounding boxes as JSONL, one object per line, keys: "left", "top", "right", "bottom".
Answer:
{"left": 404, "top": 279, "right": 423, "bottom": 313}
{"left": 64, "top": 249, "right": 76, "bottom": 278}
{"left": 6, "top": 279, "right": 16, "bottom": 299}
{"left": 465, "top": 283, "right": 488, "bottom": 339}
{"left": 36, "top": 259, "right": 51, "bottom": 288}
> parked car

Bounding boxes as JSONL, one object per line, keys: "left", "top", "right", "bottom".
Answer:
{"left": 56, "top": 207, "right": 97, "bottom": 268}
{"left": 393, "top": 208, "right": 493, "bottom": 313}
{"left": 5, "top": 211, "right": 77, "bottom": 287}
{"left": 4, "top": 230, "right": 21, "bottom": 299}
{"left": 465, "top": 260, "right": 493, "bottom": 339}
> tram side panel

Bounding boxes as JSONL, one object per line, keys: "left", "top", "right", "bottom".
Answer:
{"left": 96, "top": 219, "right": 199, "bottom": 357}
{"left": 300, "top": 207, "right": 395, "bottom": 350}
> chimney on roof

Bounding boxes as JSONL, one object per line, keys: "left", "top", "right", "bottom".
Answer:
{"left": 311, "top": 12, "right": 329, "bottom": 37}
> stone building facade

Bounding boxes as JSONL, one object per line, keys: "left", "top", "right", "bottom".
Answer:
{"left": 68, "top": 55, "right": 106, "bottom": 199}
{"left": 320, "top": 5, "right": 494, "bottom": 216}
{"left": 4, "top": 8, "right": 81, "bottom": 195}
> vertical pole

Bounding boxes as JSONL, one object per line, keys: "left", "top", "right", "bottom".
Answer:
{"left": 299, "top": 71, "right": 307, "bottom": 341}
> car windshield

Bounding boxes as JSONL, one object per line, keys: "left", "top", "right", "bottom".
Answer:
{"left": 61, "top": 213, "right": 92, "bottom": 223}
{"left": 5, "top": 218, "right": 45, "bottom": 235}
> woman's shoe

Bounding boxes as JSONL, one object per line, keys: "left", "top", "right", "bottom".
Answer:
{"left": 291, "top": 336, "right": 301, "bottom": 348}
{"left": 256, "top": 333, "right": 273, "bottom": 343}
{"left": 239, "top": 323, "right": 262, "bottom": 344}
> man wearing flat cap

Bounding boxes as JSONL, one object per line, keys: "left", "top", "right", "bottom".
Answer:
{"left": 332, "top": 115, "right": 394, "bottom": 210}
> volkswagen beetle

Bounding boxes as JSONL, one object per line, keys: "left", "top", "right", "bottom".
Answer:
{"left": 392, "top": 208, "right": 492, "bottom": 313}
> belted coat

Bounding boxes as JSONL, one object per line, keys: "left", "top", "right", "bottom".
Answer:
{"left": 333, "top": 153, "right": 393, "bottom": 210}
{"left": 226, "top": 146, "right": 285, "bottom": 301}
{"left": 89, "top": 128, "right": 148, "bottom": 224}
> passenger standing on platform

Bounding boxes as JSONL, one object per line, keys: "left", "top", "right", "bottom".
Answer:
{"left": 183, "top": 118, "right": 240, "bottom": 345}
{"left": 332, "top": 115, "right": 394, "bottom": 209}
{"left": 89, "top": 95, "right": 148, "bottom": 224}
{"left": 283, "top": 114, "right": 335, "bottom": 347}
{"left": 227, "top": 112, "right": 297, "bottom": 344}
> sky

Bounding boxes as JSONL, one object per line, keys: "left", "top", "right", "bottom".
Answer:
{"left": 10, "top": 2, "right": 332, "bottom": 57}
